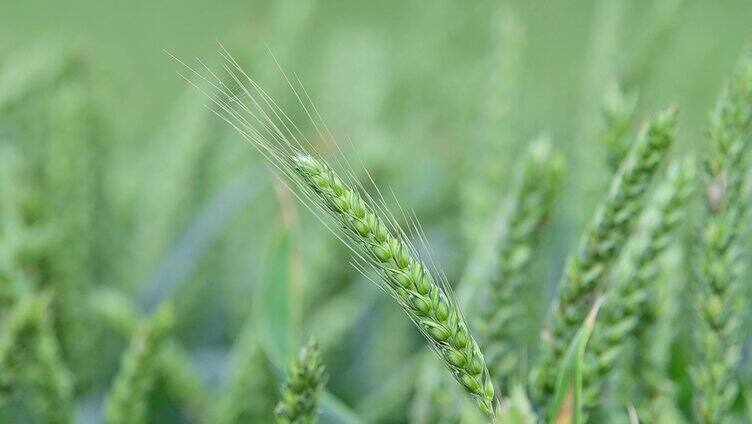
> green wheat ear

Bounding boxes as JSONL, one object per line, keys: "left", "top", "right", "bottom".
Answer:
{"left": 583, "top": 156, "right": 694, "bottom": 411}
{"left": 105, "top": 304, "right": 174, "bottom": 424}
{"left": 0, "top": 292, "right": 73, "bottom": 424}
{"left": 89, "top": 289, "right": 206, "bottom": 421}
{"left": 480, "top": 137, "right": 563, "bottom": 392}
{"left": 292, "top": 153, "right": 498, "bottom": 416}
{"left": 274, "top": 337, "right": 327, "bottom": 424}
{"left": 183, "top": 53, "right": 499, "bottom": 417}
{"left": 534, "top": 106, "right": 676, "bottom": 403}
{"left": 692, "top": 50, "right": 752, "bottom": 424}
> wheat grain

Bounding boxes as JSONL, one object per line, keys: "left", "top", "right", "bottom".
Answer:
{"left": 43, "top": 76, "right": 106, "bottom": 389}
{"left": 0, "top": 144, "right": 33, "bottom": 310}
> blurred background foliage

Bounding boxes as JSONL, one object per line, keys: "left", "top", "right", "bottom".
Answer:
{"left": 1, "top": 0, "right": 752, "bottom": 422}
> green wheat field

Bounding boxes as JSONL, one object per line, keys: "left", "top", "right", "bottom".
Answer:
{"left": 2, "top": 1, "right": 752, "bottom": 423}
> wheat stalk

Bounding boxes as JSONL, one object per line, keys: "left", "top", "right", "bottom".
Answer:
{"left": 275, "top": 337, "right": 327, "bottom": 424}
{"left": 534, "top": 107, "right": 676, "bottom": 402}
{"left": 692, "top": 50, "right": 752, "bottom": 423}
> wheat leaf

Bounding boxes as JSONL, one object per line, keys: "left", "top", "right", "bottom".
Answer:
{"left": 549, "top": 298, "right": 603, "bottom": 424}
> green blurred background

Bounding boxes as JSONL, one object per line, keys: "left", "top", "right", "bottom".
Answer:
{"left": 1, "top": 0, "right": 751, "bottom": 422}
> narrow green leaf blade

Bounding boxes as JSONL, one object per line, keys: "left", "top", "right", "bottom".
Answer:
{"left": 548, "top": 298, "right": 603, "bottom": 424}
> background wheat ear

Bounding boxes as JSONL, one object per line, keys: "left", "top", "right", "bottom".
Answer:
{"left": 0, "top": 292, "right": 73, "bottom": 424}
{"left": 583, "top": 156, "right": 694, "bottom": 414}
{"left": 274, "top": 337, "right": 327, "bottom": 424}
{"left": 105, "top": 303, "right": 174, "bottom": 424}
{"left": 691, "top": 50, "right": 752, "bottom": 424}
{"left": 479, "top": 136, "right": 563, "bottom": 393}
{"left": 534, "top": 106, "right": 676, "bottom": 404}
